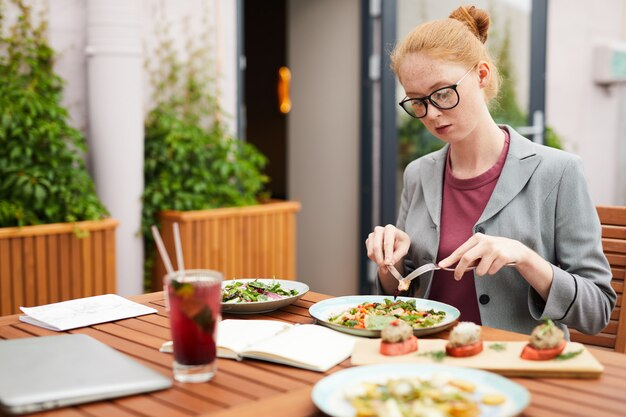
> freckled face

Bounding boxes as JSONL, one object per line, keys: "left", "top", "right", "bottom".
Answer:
{"left": 397, "top": 53, "right": 486, "bottom": 144}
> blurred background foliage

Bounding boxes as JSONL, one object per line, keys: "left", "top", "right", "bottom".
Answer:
{"left": 0, "top": 0, "right": 108, "bottom": 228}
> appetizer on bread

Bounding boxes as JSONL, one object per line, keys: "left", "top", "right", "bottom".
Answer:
{"left": 380, "top": 319, "right": 418, "bottom": 356}
{"left": 446, "top": 321, "right": 483, "bottom": 357}
{"left": 520, "top": 319, "right": 566, "bottom": 360}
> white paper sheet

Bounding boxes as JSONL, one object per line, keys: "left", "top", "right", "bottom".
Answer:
{"left": 19, "top": 294, "right": 158, "bottom": 331}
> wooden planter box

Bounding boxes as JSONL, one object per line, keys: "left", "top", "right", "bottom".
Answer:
{"left": 0, "top": 218, "right": 119, "bottom": 315}
{"left": 152, "top": 200, "right": 301, "bottom": 290}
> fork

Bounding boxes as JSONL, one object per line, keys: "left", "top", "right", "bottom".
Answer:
{"left": 388, "top": 262, "right": 516, "bottom": 285}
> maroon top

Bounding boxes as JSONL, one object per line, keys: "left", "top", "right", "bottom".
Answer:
{"left": 428, "top": 129, "right": 511, "bottom": 324}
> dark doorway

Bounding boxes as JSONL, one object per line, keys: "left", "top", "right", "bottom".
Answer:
{"left": 243, "top": 0, "right": 288, "bottom": 199}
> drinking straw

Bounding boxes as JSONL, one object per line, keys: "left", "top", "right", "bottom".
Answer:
{"left": 173, "top": 222, "right": 185, "bottom": 271}
{"left": 151, "top": 225, "right": 174, "bottom": 274}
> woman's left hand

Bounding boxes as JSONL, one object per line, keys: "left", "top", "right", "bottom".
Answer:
{"left": 439, "top": 232, "right": 554, "bottom": 299}
{"left": 438, "top": 232, "right": 527, "bottom": 280}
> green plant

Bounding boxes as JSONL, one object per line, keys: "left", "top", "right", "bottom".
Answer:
{"left": 0, "top": 0, "right": 108, "bottom": 227}
{"left": 142, "top": 14, "right": 268, "bottom": 288}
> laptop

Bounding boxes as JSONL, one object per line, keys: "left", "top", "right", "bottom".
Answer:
{"left": 0, "top": 334, "right": 172, "bottom": 415}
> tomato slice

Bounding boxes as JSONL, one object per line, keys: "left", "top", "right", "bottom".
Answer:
{"left": 520, "top": 340, "right": 566, "bottom": 360}
{"left": 445, "top": 340, "right": 483, "bottom": 357}
{"left": 380, "top": 336, "right": 418, "bottom": 356}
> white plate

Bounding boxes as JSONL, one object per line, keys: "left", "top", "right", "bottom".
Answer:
{"left": 308, "top": 295, "right": 460, "bottom": 337}
{"left": 312, "top": 363, "right": 530, "bottom": 417}
{"left": 221, "top": 279, "right": 309, "bottom": 314}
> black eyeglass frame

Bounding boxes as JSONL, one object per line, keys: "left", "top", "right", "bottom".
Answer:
{"left": 398, "top": 67, "right": 474, "bottom": 119}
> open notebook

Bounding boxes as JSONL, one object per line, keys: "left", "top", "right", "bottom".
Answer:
{"left": 0, "top": 334, "right": 172, "bottom": 415}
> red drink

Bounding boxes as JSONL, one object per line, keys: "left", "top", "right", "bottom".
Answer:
{"left": 165, "top": 269, "right": 222, "bottom": 382}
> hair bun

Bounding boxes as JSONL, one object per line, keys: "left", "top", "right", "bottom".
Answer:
{"left": 449, "top": 5, "right": 490, "bottom": 44}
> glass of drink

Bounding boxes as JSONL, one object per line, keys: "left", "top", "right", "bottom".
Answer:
{"left": 165, "top": 269, "right": 223, "bottom": 383}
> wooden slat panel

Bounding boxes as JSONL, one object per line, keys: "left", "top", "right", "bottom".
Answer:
{"left": 583, "top": 206, "right": 626, "bottom": 353}
{"left": 611, "top": 281, "right": 623, "bottom": 293}
{"left": 81, "top": 231, "right": 93, "bottom": 297}
{"left": 0, "top": 218, "right": 118, "bottom": 238}
{"left": 47, "top": 234, "right": 59, "bottom": 304}
{"left": 34, "top": 235, "right": 48, "bottom": 306}
{"left": 611, "top": 307, "right": 621, "bottom": 321}
{"left": 211, "top": 218, "right": 220, "bottom": 273}
{"left": 202, "top": 220, "right": 211, "bottom": 271}
{"left": 602, "top": 238, "right": 626, "bottom": 253}
{"left": 606, "top": 253, "right": 626, "bottom": 267}
{"left": 597, "top": 205, "right": 626, "bottom": 226}
{"left": 286, "top": 207, "right": 296, "bottom": 279}
{"left": 570, "top": 329, "right": 615, "bottom": 348}
{"left": 23, "top": 236, "right": 36, "bottom": 307}
{"left": 10, "top": 238, "right": 23, "bottom": 313}
{"left": 222, "top": 217, "right": 233, "bottom": 278}
{"left": 1, "top": 222, "right": 117, "bottom": 314}
{"left": 70, "top": 233, "right": 82, "bottom": 299}
{"left": 251, "top": 213, "right": 260, "bottom": 278}
{"left": 154, "top": 201, "right": 300, "bottom": 288}
{"left": 610, "top": 267, "right": 625, "bottom": 281}
{"left": 236, "top": 215, "right": 245, "bottom": 278}
{"left": 602, "top": 225, "right": 626, "bottom": 239}
{"left": 0, "top": 239, "right": 12, "bottom": 315}
{"left": 260, "top": 212, "right": 267, "bottom": 276}
{"left": 93, "top": 230, "right": 104, "bottom": 295}
{"left": 105, "top": 226, "right": 116, "bottom": 293}
{"left": 602, "top": 320, "right": 619, "bottom": 335}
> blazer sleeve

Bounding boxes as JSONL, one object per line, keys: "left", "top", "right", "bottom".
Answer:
{"left": 528, "top": 156, "right": 616, "bottom": 334}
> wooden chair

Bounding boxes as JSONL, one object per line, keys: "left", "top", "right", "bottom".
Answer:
{"left": 569, "top": 205, "right": 626, "bottom": 352}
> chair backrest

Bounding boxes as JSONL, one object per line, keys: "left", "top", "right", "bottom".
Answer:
{"left": 569, "top": 205, "right": 626, "bottom": 352}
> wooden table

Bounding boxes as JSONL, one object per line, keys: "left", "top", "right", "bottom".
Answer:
{"left": 1, "top": 291, "right": 625, "bottom": 417}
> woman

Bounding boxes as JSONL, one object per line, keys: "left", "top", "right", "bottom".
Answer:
{"left": 366, "top": 5, "right": 615, "bottom": 337}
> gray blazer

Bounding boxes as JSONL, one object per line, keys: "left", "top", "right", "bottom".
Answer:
{"left": 394, "top": 126, "right": 616, "bottom": 337}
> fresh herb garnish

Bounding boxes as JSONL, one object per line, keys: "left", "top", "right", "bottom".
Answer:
{"left": 193, "top": 306, "right": 215, "bottom": 333}
{"left": 555, "top": 349, "right": 583, "bottom": 361}
{"left": 539, "top": 319, "right": 555, "bottom": 336}
{"left": 418, "top": 350, "right": 446, "bottom": 362}
{"left": 489, "top": 343, "right": 507, "bottom": 351}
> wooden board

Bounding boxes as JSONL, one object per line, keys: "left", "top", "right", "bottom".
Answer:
{"left": 351, "top": 339, "right": 604, "bottom": 378}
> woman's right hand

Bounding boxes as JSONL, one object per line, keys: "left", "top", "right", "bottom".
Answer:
{"left": 366, "top": 225, "right": 411, "bottom": 274}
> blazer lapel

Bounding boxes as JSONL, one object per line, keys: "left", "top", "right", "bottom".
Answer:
{"left": 477, "top": 128, "right": 542, "bottom": 225}
{"left": 419, "top": 145, "right": 448, "bottom": 227}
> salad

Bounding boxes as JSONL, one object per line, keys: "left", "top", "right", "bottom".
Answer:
{"left": 221, "top": 280, "right": 299, "bottom": 303}
{"left": 346, "top": 374, "right": 504, "bottom": 417}
{"left": 328, "top": 299, "right": 446, "bottom": 330}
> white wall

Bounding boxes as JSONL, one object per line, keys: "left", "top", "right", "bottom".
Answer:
{"left": 288, "top": 0, "right": 360, "bottom": 296}
{"left": 546, "top": 0, "right": 626, "bottom": 205}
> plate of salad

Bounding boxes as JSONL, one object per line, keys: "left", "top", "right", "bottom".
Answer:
{"left": 221, "top": 278, "right": 309, "bottom": 314}
{"left": 309, "top": 295, "right": 459, "bottom": 337}
{"left": 311, "top": 363, "right": 530, "bottom": 417}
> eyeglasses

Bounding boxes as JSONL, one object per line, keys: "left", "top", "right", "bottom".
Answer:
{"left": 399, "top": 67, "right": 474, "bottom": 119}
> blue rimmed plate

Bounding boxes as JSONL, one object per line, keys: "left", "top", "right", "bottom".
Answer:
{"left": 312, "top": 363, "right": 530, "bottom": 417}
